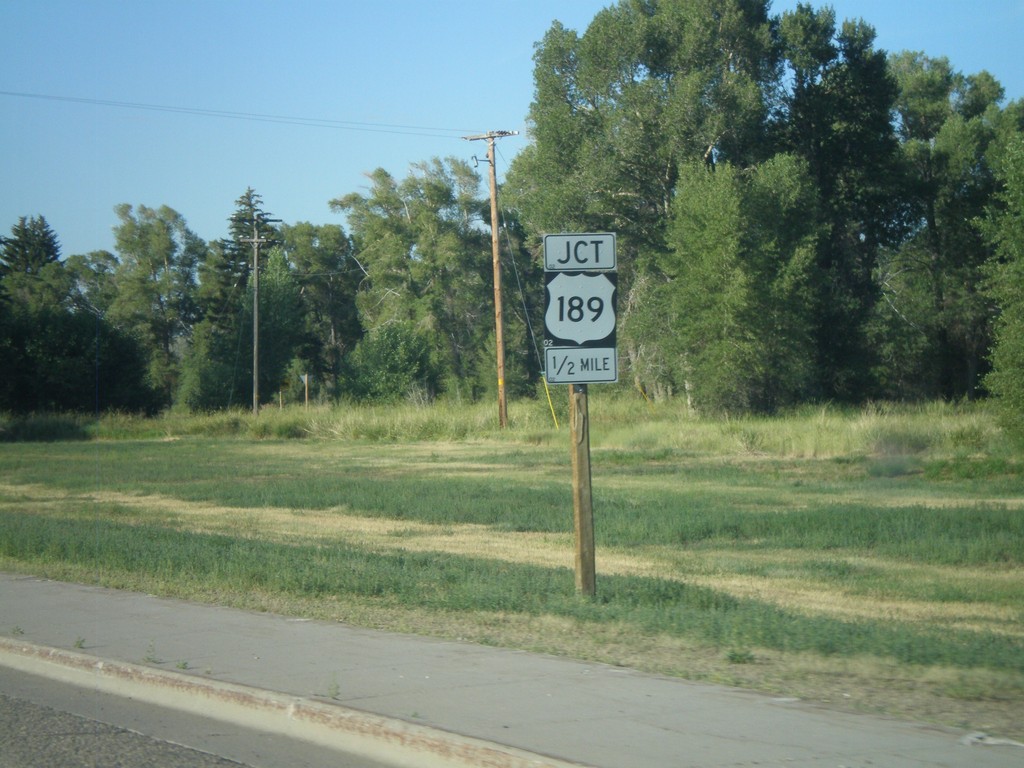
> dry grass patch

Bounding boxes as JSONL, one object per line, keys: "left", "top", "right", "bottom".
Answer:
{"left": 5, "top": 480, "right": 1018, "bottom": 640}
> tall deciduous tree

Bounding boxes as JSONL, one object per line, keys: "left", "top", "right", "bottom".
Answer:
{"left": 508, "top": 0, "right": 777, "bottom": 258}
{"left": 108, "top": 204, "right": 204, "bottom": 404}
{"left": 279, "top": 221, "right": 362, "bottom": 397}
{"left": 662, "top": 156, "right": 818, "bottom": 412}
{"left": 65, "top": 250, "right": 119, "bottom": 317}
{"left": 875, "top": 52, "right": 1006, "bottom": 399}
{"left": 779, "top": 4, "right": 904, "bottom": 399}
{"left": 984, "top": 135, "right": 1024, "bottom": 437}
{"left": 331, "top": 158, "right": 514, "bottom": 400}
{"left": 507, "top": 0, "right": 783, "bottom": 400}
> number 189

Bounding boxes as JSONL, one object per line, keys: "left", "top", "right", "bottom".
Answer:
{"left": 557, "top": 295, "right": 604, "bottom": 322}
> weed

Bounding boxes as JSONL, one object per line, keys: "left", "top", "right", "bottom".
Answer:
{"left": 11, "top": 625, "right": 24, "bottom": 636}
{"left": 326, "top": 677, "right": 341, "bottom": 699}
{"left": 73, "top": 637, "right": 85, "bottom": 649}
{"left": 727, "top": 649, "right": 756, "bottom": 664}
{"left": 143, "top": 642, "right": 160, "bottom": 664}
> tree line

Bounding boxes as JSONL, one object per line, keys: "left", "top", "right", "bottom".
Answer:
{"left": 2, "top": 0, "right": 1023, "bottom": 426}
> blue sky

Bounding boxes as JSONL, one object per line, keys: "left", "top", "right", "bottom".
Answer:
{"left": 2, "top": 0, "right": 1021, "bottom": 258}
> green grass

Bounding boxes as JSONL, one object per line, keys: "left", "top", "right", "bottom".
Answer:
{"left": 0, "top": 398, "right": 1022, "bottom": 736}
{"left": 2, "top": 511, "right": 1020, "bottom": 674}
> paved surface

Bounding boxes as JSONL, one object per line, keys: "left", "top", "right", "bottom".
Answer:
{"left": 0, "top": 686, "right": 246, "bottom": 768}
{"left": 1, "top": 573, "right": 1022, "bottom": 768}
{"left": 0, "top": 664, "right": 391, "bottom": 767}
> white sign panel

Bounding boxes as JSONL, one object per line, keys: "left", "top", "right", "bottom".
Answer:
{"left": 544, "top": 273, "right": 616, "bottom": 345}
{"left": 543, "top": 232, "right": 618, "bottom": 385}
{"left": 545, "top": 348, "right": 618, "bottom": 383}
{"left": 544, "top": 233, "right": 616, "bottom": 272}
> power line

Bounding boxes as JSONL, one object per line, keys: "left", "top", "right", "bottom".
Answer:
{"left": 0, "top": 90, "right": 484, "bottom": 139}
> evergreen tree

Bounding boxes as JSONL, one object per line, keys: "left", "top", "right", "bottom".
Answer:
{"left": 200, "top": 188, "right": 278, "bottom": 333}
{"left": 0, "top": 215, "right": 69, "bottom": 313}
{"left": 178, "top": 189, "right": 281, "bottom": 411}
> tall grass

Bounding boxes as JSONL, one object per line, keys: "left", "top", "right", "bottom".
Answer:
{"left": 11, "top": 395, "right": 1005, "bottom": 461}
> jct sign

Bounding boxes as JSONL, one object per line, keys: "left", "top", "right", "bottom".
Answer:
{"left": 543, "top": 233, "right": 616, "bottom": 272}
{"left": 543, "top": 233, "right": 617, "bottom": 384}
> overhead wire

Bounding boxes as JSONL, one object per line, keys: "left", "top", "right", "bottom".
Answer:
{"left": 494, "top": 144, "right": 545, "bottom": 372}
{"left": 494, "top": 144, "right": 560, "bottom": 427}
{"left": 6, "top": 89, "right": 549, "bottom": 412}
{"left": 0, "top": 90, "right": 482, "bottom": 139}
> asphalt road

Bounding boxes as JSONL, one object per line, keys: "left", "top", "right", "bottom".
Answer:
{"left": 0, "top": 667, "right": 390, "bottom": 768}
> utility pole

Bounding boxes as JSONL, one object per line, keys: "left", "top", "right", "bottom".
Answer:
{"left": 240, "top": 213, "right": 280, "bottom": 416}
{"left": 464, "top": 129, "right": 518, "bottom": 428}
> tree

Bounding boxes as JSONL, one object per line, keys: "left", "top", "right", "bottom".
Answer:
{"left": 330, "top": 158, "right": 519, "bottom": 399}
{"left": 279, "top": 222, "right": 362, "bottom": 397}
{"left": 507, "top": 0, "right": 778, "bottom": 257}
{"left": 662, "top": 156, "right": 818, "bottom": 413}
{"left": 178, "top": 189, "right": 280, "bottom": 411}
{"left": 0, "top": 218, "right": 159, "bottom": 413}
{"left": 984, "top": 134, "right": 1024, "bottom": 437}
{"left": 779, "top": 5, "right": 904, "bottom": 399}
{"left": 108, "top": 204, "right": 204, "bottom": 404}
{"left": 875, "top": 53, "right": 1007, "bottom": 399}
{"left": 177, "top": 190, "right": 284, "bottom": 411}
{"left": 64, "top": 250, "right": 119, "bottom": 317}
{"left": 347, "top": 321, "right": 437, "bottom": 403}
{"left": 507, "top": 1, "right": 783, "bottom": 399}
{"left": 199, "top": 188, "right": 278, "bottom": 335}
{"left": 0, "top": 215, "right": 69, "bottom": 313}
{"left": 243, "top": 248, "right": 306, "bottom": 404}
{"left": 180, "top": 248, "right": 306, "bottom": 412}
{"left": 175, "top": 317, "right": 243, "bottom": 411}
{"left": 0, "top": 298, "right": 158, "bottom": 414}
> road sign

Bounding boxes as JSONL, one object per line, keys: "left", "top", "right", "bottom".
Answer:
{"left": 543, "top": 233, "right": 617, "bottom": 384}
{"left": 544, "top": 233, "right": 616, "bottom": 272}
{"left": 545, "top": 347, "right": 618, "bottom": 384}
{"left": 544, "top": 272, "right": 616, "bottom": 345}
{"left": 543, "top": 233, "right": 617, "bottom": 597}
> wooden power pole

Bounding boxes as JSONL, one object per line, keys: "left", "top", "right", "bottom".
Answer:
{"left": 464, "top": 129, "right": 518, "bottom": 428}
{"left": 240, "top": 213, "right": 279, "bottom": 416}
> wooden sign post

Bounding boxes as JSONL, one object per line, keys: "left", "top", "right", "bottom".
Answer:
{"left": 570, "top": 383, "right": 596, "bottom": 596}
